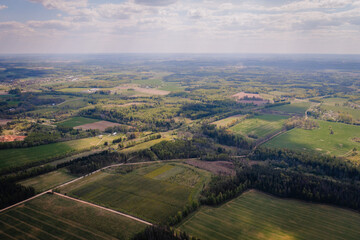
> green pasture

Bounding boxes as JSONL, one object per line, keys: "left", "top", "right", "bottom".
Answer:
{"left": 264, "top": 120, "right": 360, "bottom": 156}
{"left": 179, "top": 190, "right": 360, "bottom": 240}
{"left": 271, "top": 102, "right": 311, "bottom": 115}
{"left": 56, "top": 117, "right": 100, "bottom": 128}
{"left": 0, "top": 136, "right": 111, "bottom": 171}
{"left": 230, "top": 114, "right": 288, "bottom": 139}
{"left": 19, "top": 169, "right": 76, "bottom": 193}
{"left": 0, "top": 194, "right": 146, "bottom": 240}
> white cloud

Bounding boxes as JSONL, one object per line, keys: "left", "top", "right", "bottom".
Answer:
{"left": 1, "top": 0, "right": 360, "bottom": 53}
{"left": 0, "top": 5, "right": 7, "bottom": 10}
{"left": 134, "top": 0, "right": 177, "bottom": 6}
{"left": 27, "top": 20, "right": 74, "bottom": 30}
{"left": 27, "top": 0, "right": 87, "bottom": 13}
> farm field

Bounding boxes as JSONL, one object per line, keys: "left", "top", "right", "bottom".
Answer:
{"left": 0, "top": 135, "right": 116, "bottom": 170}
{"left": 56, "top": 117, "right": 100, "bottom": 128}
{"left": 0, "top": 194, "right": 146, "bottom": 240}
{"left": 18, "top": 169, "right": 76, "bottom": 193}
{"left": 74, "top": 120, "right": 122, "bottom": 131}
{"left": 263, "top": 120, "right": 360, "bottom": 156}
{"left": 121, "top": 137, "right": 171, "bottom": 153}
{"left": 230, "top": 114, "right": 288, "bottom": 139}
{"left": 270, "top": 102, "right": 311, "bottom": 115}
{"left": 179, "top": 190, "right": 360, "bottom": 240}
{"left": 212, "top": 115, "right": 245, "bottom": 127}
{"left": 59, "top": 162, "right": 211, "bottom": 223}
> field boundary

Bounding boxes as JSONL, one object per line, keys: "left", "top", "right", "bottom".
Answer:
{"left": 53, "top": 192, "right": 153, "bottom": 226}
{"left": 0, "top": 159, "right": 189, "bottom": 214}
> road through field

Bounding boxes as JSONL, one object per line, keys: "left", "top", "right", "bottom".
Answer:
{"left": 0, "top": 159, "right": 191, "bottom": 214}
{"left": 53, "top": 192, "right": 153, "bottom": 226}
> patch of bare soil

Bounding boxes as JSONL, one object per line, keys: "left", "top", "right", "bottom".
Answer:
{"left": 186, "top": 160, "right": 236, "bottom": 176}
{"left": 74, "top": 121, "right": 122, "bottom": 131}
{"left": 231, "top": 92, "right": 268, "bottom": 105}
{"left": 0, "top": 135, "right": 26, "bottom": 142}
{"left": 113, "top": 84, "right": 170, "bottom": 96}
{"left": 232, "top": 92, "right": 261, "bottom": 99}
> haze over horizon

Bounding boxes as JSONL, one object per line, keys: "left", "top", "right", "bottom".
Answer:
{"left": 0, "top": 0, "right": 360, "bottom": 54}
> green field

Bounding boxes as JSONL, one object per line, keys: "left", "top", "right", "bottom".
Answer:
{"left": 179, "top": 190, "right": 360, "bottom": 240}
{"left": 59, "top": 163, "right": 210, "bottom": 223}
{"left": 271, "top": 102, "right": 311, "bottom": 115}
{"left": 0, "top": 136, "right": 113, "bottom": 170}
{"left": 212, "top": 115, "right": 244, "bottom": 128}
{"left": 57, "top": 117, "right": 100, "bottom": 128}
{"left": 0, "top": 194, "right": 146, "bottom": 240}
{"left": 264, "top": 120, "right": 360, "bottom": 156}
{"left": 230, "top": 114, "right": 288, "bottom": 139}
{"left": 18, "top": 169, "right": 76, "bottom": 193}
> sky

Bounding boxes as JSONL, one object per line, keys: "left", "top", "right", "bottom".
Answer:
{"left": 0, "top": 0, "right": 359, "bottom": 54}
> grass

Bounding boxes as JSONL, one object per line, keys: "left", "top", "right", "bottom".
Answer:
{"left": 178, "top": 190, "right": 360, "bottom": 240}
{"left": 0, "top": 136, "right": 115, "bottom": 171}
{"left": 212, "top": 115, "right": 244, "bottom": 128}
{"left": 230, "top": 114, "right": 288, "bottom": 139}
{"left": 18, "top": 169, "right": 76, "bottom": 193}
{"left": 271, "top": 102, "right": 311, "bottom": 115}
{"left": 59, "top": 163, "right": 211, "bottom": 223}
{"left": 264, "top": 120, "right": 360, "bottom": 156}
{"left": 56, "top": 117, "right": 100, "bottom": 128}
{"left": 121, "top": 137, "right": 172, "bottom": 153}
{"left": 0, "top": 194, "right": 146, "bottom": 240}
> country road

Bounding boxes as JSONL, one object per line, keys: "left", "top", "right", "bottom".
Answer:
{"left": 53, "top": 192, "right": 153, "bottom": 226}
{"left": 0, "top": 159, "right": 191, "bottom": 214}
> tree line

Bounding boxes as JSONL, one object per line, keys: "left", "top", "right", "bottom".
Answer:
{"left": 201, "top": 164, "right": 360, "bottom": 211}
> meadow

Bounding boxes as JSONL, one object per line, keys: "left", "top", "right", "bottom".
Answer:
{"left": 230, "top": 114, "right": 288, "bottom": 139}
{"left": 270, "top": 102, "right": 311, "bottom": 115}
{"left": 264, "top": 120, "right": 360, "bottom": 156}
{"left": 212, "top": 115, "right": 245, "bottom": 128}
{"left": 56, "top": 117, "right": 100, "bottom": 128}
{"left": 179, "top": 190, "right": 360, "bottom": 240}
{"left": 0, "top": 194, "right": 146, "bottom": 240}
{"left": 18, "top": 169, "right": 76, "bottom": 193}
{"left": 0, "top": 136, "right": 116, "bottom": 170}
{"left": 59, "top": 162, "right": 211, "bottom": 223}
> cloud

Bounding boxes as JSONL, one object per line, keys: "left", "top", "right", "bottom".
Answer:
{"left": 27, "top": 0, "right": 87, "bottom": 13}
{"left": 187, "top": 9, "right": 207, "bottom": 19}
{"left": 0, "top": 22, "right": 26, "bottom": 30}
{"left": 27, "top": 20, "right": 74, "bottom": 30}
{"left": 2, "top": 0, "right": 360, "bottom": 53}
{"left": 134, "top": 0, "right": 177, "bottom": 6}
{"left": 0, "top": 5, "right": 7, "bottom": 10}
{"left": 96, "top": 3, "right": 146, "bottom": 20}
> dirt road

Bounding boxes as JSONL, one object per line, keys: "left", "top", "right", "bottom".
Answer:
{"left": 53, "top": 192, "right": 152, "bottom": 226}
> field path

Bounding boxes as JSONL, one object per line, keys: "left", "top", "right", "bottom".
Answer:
{"left": 0, "top": 159, "right": 189, "bottom": 214}
{"left": 53, "top": 192, "right": 153, "bottom": 226}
